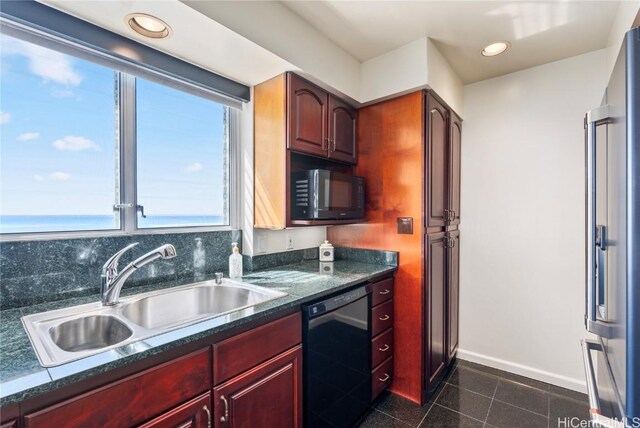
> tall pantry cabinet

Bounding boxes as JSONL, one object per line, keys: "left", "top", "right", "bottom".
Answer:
{"left": 328, "top": 90, "right": 461, "bottom": 404}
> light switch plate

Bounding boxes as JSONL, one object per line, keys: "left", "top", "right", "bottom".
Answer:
{"left": 397, "top": 217, "right": 413, "bottom": 234}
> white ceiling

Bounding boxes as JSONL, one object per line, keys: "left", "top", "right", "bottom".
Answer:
{"left": 280, "top": 1, "right": 622, "bottom": 83}
{"left": 41, "top": 0, "right": 294, "bottom": 87}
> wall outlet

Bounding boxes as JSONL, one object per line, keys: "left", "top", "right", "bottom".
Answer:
{"left": 257, "top": 234, "right": 267, "bottom": 254}
{"left": 285, "top": 232, "right": 294, "bottom": 250}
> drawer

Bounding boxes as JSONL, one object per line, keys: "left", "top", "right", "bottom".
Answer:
{"left": 24, "top": 348, "right": 211, "bottom": 428}
{"left": 139, "top": 392, "right": 211, "bottom": 428}
{"left": 372, "top": 328, "right": 393, "bottom": 368}
{"left": 372, "top": 357, "right": 393, "bottom": 401}
{"left": 371, "top": 277, "right": 394, "bottom": 306}
{"left": 213, "top": 312, "right": 301, "bottom": 384}
{"left": 372, "top": 299, "right": 393, "bottom": 337}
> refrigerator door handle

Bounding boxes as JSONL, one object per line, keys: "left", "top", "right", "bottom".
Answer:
{"left": 585, "top": 106, "right": 615, "bottom": 338}
{"left": 581, "top": 339, "right": 626, "bottom": 427}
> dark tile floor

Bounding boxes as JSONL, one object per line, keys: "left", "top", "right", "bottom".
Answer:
{"left": 358, "top": 359, "right": 590, "bottom": 428}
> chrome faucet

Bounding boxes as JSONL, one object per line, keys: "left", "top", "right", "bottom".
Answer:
{"left": 101, "top": 243, "right": 177, "bottom": 306}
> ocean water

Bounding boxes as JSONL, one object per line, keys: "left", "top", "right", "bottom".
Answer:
{"left": 0, "top": 215, "right": 226, "bottom": 234}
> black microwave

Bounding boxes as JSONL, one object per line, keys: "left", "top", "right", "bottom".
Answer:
{"left": 291, "top": 169, "right": 365, "bottom": 220}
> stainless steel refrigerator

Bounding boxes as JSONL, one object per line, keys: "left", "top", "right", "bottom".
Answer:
{"left": 582, "top": 26, "right": 639, "bottom": 427}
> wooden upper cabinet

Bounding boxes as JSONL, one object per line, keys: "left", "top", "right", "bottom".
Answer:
{"left": 426, "top": 94, "right": 449, "bottom": 228}
{"left": 447, "top": 230, "right": 460, "bottom": 361}
{"left": 448, "top": 114, "right": 462, "bottom": 226}
{"left": 425, "top": 232, "right": 448, "bottom": 393}
{"left": 328, "top": 95, "right": 357, "bottom": 164}
{"left": 213, "top": 345, "right": 302, "bottom": 428}
{"left": 287, "top": 73, "right": 328, "bottom": 158}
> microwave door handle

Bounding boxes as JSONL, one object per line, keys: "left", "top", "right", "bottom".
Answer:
{"left": 584, "top": 106, "right": 613, "bottom": 338}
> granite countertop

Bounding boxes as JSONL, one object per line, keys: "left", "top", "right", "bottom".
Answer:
{"left": 0, "top": 259, "right": 396, "bottom": 407}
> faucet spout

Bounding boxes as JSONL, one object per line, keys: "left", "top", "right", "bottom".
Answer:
{"left": 101, "top": 244, "right": 177, "bottom": 306}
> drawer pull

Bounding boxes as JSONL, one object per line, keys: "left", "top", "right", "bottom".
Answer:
{"left": 379, "top": 289, "right": 391, "bottom": 295}
{"left": 203, "top": 405, "right": 212, "bottom": 428}
{"left": 220, "top": 395, "right": 229, "bottom": 423}
{"left": 378, "top": 344, "right": 390, "bottom": 352}
{"left": 379, "top": 314, "right": 390, "bottom": 321}
{"left": 378, "top": 373, "right": 390, "bottom": 382}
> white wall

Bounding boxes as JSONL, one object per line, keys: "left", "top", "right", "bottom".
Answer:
{"left": 360, "top": 38, "right": 428, "bottom": 104}
{"left": 605, "top": 1, "right": 640, "bottom": 82}
{"left": 426, "top": 39, "right": 464, "bottom": 116}
{"left": 459, "top": 49, "right": 607, "bottom": 391}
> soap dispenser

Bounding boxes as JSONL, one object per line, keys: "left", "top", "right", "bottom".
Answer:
{"left": 229, "top": 242, "right": 243, "bottom": 279}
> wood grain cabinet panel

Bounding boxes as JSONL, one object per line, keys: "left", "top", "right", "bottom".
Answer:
{"left": 287, "top": 74, "right": 328, "bottom": 158}
{"left": 0, "top": 420, "right": 18, "bottom": 428}
{"left": 139, "top": 393, "right": 212, "bottom": 428}
{"left": 213, "top": 313, "right": 301, "bottom": 385}
{"left": 426, "top": 232, "right": 447, "bottom": 392}
{"left": 24, "top": 349, "right": 211, "bottom": 428}
{"left": 372, "top": 299, "right": 394, "bottom": 337}
{"left": 372, "top": 328, "right": 394, "bottom": 369}
{"left": 371, "top": 277, "right": 394, "bottom": 307}
{"left": 372, "top": 357, "right": 393, "bottom": 401}
{"left": 426, "top": 94, "right": 449, "bottom": 228}
{"left": 328, "top": 95, "right": 357, "bottom": 164}
{"left": 447, "top": 230, "right": 460, "bottom": 360}
{"left": 448, "top": 113, "right": 462, "bottom": 225}
{"left": 213, "top": 345, "right": 303, "bottom": 428}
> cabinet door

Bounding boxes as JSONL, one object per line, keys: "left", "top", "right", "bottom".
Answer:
{"left": 426, "top": 232, "right": 447, "bottom": 392}
{"left": 327, "top": 95, "right": 357, "bottom": 164}
{"left": 448, "top": 113, "right": 461, "bottom": 225}
{"left": 287, "top": 74, "right": 328, "bottom": 158}
{"left": 213, "top": 345, "right": 302, "bottom": 428}
{"left": 139, "top": 393, "right": 212, "bottom": 428}
{"left": 426, "top": 94, "right": 449, "bottom": 228}
{"left": 447, "top": 230, "right": 460, "bottom": 361}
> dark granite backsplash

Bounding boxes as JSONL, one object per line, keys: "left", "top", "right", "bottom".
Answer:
{"left": 0, "top": 230, "right": 242, "bottom": 309}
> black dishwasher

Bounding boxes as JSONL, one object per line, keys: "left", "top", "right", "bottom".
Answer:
{"left": 303, "top": 285, "right": 371, "bottom": 428}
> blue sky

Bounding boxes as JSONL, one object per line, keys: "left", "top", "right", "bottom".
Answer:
{"left": 0, "top": 33, "right": 226, "bottom": 219}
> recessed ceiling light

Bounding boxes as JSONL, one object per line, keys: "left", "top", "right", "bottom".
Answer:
{"left": 481, "top": 41, "right": 510, "bottom": 57}
{"left": 126, "top": 13, "right": 171, "bottom": 39}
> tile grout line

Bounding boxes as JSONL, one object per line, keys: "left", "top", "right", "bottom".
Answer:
{"left": 416, "top": 371, "right": 452, "bottom": 427}
{"left": 484, "top": 373, "right": 499, "bottom": 425}
{"left": 432, "top": 403, "right": 488, "bottom": 425}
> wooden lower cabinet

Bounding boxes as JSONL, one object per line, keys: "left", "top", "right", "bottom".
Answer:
{"left": 18, "top": 313, "right": 303, "bottom": 428}
{"left": 213, "top": 345, "right": 303, "bottom": 428}
{"left": 139, "top": 393, "right": 212, "bottom": 428}
{"left": 24, "top": 349, "right": 211, "bottom": 428}
{"left": 370, "top": 276, "right": 395, "bottom": 402}
{"left": 425, "top": 232, "right": 448, "bottom": 393}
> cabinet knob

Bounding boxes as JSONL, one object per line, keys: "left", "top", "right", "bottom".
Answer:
{"left": 220, "top": 395, "right": 229, "bottom": 423}
{"left": 379, "top": 289, "right": 391, "bottom": 295}
{"left": 379, "top": 314, "right": 390, "bottom": 321}
{"left": 203, "top": 405, "right": 212, "bottom": 428}
{"left": 378, "top": 344, "right": 390, "bottom": 352}
{"left": 378, "top": 373, "right": 390, "bottom": 382}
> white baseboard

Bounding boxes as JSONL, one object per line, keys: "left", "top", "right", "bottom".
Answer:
{"left": 457, "top": 348, "right": 587, "bottom": 393}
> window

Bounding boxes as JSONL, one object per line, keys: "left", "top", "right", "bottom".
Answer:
{"left": 0, "top": 32, "right": 234, "bottom": 237}
{"left": 136, "top": 78, "right": 228, "bottom": 229}
{"left": 0, "top": 34, "right": 120, "bottom": 233}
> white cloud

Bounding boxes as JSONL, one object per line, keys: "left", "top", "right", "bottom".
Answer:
{"left": 186, "top": 162, "right": 204, "bottom": 172}
{"left": 33, "top": 175, "right": 44, "bottom": 182}
{"left": 0, "top": 111, "right": 10, "bottom": 124}
{"left": 2, "top": 37, "right": 82, "bottom": 86}
{"left": 50, "top": 172, "right": 71, "bottom": 181}
{"left": 18, "top": 132, "right": 40, "bottom": 142}
{"left": 52, "top": 136, "right": 99, "bottom": 152}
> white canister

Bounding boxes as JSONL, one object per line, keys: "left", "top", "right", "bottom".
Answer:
{"left": 319, "top": 240, "right": 334, "bottom": 262}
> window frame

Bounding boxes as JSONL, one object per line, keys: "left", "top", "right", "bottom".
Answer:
{"left": 0, "top": 28, "right": 240, "bottom": 242}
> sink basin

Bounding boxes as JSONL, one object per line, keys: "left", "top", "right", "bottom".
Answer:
{"left": 21, "top": 279, "right": 287, "bottom": 367}
{"left": 50, "top": 315, "right": 133, "bottom": 352}
{"left": 122, "top": 284, "right": 281, "bottom": 330}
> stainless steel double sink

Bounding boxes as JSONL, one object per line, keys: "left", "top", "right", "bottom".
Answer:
{"left": 22, "top": 279, "right": 288, "bottom": 367}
